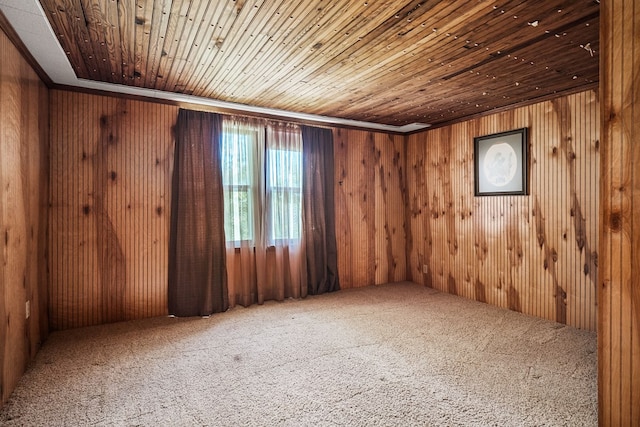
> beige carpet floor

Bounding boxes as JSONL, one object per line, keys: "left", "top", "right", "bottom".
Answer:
{"left": 1, "top": 282, "right": 597, "bottom": 426}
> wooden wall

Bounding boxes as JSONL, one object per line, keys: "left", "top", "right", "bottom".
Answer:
{"left": 333, "top": 129, "right": 407, "bottom": 288}
{"left": 407, "top": 90, "right": 599, "bottom": 331}
{"left": 49, "top": 94, "right": 410, "bottom": 329}
{"left": 49, "top": 91, "right": 177, "bottom": 330}
{"left": 49, "top": 89, "right": 602, "bottom": 338}
{"left": 599, "top": 0, "right": 640, "bottom": 424}
{"left": 0, "top": 28, "right": 49, "bottom": 404}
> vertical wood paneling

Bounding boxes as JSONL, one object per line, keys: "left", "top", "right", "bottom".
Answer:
{"left": 407, "top": 90, "right": 599, "bottom": 331}
{"left": 0, "top": 27, "right": 49, "bottom": 406}
{"left": 599, "top": 1, "right": 640, "bottom": 424}
{"left": 50, "top": 93, "right": 408, "bottom": 326}
{"left": 333, "top": 129, "right": 407, "bottom": 288}
{"left": 49, "top": 91, "right": 176, "bottom": 330}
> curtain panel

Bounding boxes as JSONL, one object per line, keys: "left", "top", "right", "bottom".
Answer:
{"left": 168, "top": 109, "right": 228, "bottom": 317}
{"left": 301, "top": 125, "right": 340, "bottom": 295}
{"left": 222, "top": 118, "right": 307, "bottom": 307}
{"left": 222, "top": 116, "right": 264, "bottom": 306}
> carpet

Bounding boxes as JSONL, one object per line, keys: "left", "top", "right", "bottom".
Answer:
{"left": 1, "top": 282, "right": 597, "bottom": 426}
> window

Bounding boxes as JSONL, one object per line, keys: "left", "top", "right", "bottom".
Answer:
{"left": 221, "top": 119, "right": 302, "bottom": 247}
{"left": 266, "top": 148, "right": 302, "bottom": 244}
{"left": 221, "top": 125, "right": 259, "bottom": 245}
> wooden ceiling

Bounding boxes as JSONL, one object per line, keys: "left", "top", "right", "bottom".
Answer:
{"left": 40, "top": 0, "right": 599, "bottom": 127}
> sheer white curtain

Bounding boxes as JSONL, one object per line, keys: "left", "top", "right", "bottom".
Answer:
{"left": 263, "top": 122, "right": 306, "bottom": 301}
{"left": 222, "top": 117, "right": 306, "bottom": 306}
{"left": 222, "top": 116, "right": 263, "bottom": 306}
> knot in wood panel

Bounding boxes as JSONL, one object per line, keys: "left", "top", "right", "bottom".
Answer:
{"left": 608, "top": 211, "right": 621, "bottom": 231}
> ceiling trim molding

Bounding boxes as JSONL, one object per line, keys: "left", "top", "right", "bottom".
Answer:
{"left": 0, "top": 8, "right": 52, "bottom": 86}
{"left": 53, "top": 83, "right": 423, "bottom": 135}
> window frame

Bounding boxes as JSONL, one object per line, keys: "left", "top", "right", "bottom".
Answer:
{"left": 265, "top": 148, "right": 303, "bottom": 245}
{"left": 221, "top": 121, "right": 303, "bottom": 247}
{"left": 221, "top": 127, "right": 259, "bottom": 246}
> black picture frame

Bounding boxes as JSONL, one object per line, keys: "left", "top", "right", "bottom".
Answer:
{"left": 474, "top": 128, "right": 528, "bottom": 196}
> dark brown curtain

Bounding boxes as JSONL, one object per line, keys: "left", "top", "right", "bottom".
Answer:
{"left": 301, "top": 125, "right": 340, "bottom": 295}
{"left": 168, "top": 109, "right": 228, "bottom": 316}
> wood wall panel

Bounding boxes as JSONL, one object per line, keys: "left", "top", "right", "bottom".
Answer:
{"left": 49, "top": 92, "right": 409, "bottom": 327}
{"left": 407, "top": 90, "right": 599, "bottom": 331}
{"left": 333, "top": 129, "right": 407, "bottom": 288}
{"left": 49, "top": 90, "right": 177, "bottom": 330}
{"left": 0, "top": 27, "right": 49, "bottom": 405}
{"left": 599, "top": 0, "right": 640, "bottom": 424}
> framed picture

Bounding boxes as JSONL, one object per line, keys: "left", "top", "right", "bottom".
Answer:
{"left": 474, "top": 128, "right": 528, "bottom": 196}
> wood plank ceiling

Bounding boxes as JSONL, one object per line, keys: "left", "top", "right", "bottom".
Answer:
{"left": 40, "top": 0, "right": 599, "bottom": 127}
